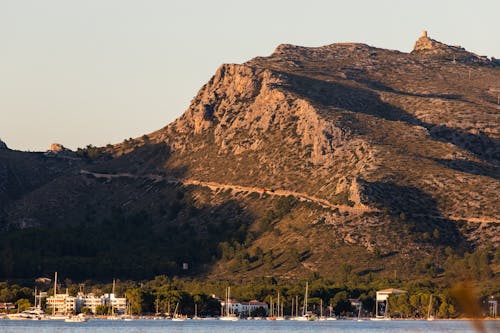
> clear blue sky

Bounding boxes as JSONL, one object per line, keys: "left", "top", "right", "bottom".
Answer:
{"left": 1, "top": 0, "right": 498, "bottom": 151}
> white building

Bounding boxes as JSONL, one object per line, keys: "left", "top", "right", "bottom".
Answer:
{"left": 76, "top": 293, "right": 103, "bottom": 314}
{"left": 46, "top": 290, "right": 77, "bottom": 314}
{"left": 221, "top": 299, "right": 268, "bottom": 316}
{"left": 103, "top": 293, "right": 127, "bottom": 314}
{"left": 375, "top": 288, "right": 406, "bottom": 318}
{"left": 47, "top": 291, "right": 127, "bottom": 314}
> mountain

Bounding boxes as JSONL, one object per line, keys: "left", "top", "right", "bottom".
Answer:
{"left": 0, "top": 32, "right": 498, "bottom": 282}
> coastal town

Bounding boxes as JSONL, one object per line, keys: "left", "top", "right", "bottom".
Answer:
{"left": 1, "top": 273, "right": 498, "bottom": 322}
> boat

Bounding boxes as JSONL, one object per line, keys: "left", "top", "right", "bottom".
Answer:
{"left": 192, "top": 303, "right": 201, "bottom": 320}
{"left": 266, "top": 296, "right": 275, "bottom": 320}
{"left": 427, "top": 294, "right": 434, "bottom": 321}
{"left": 7, "top": 308, "right": 46, "bottom": 320}
{"left": 172, "top": 302, "right": 187, "bottom": 321}
{"left": 318, "top": 299, "right": 328, "bottom": 321}
{"left": 357, "top": 300, "right": 364, "bottom": 322}
{"left": 291, "top": 281, "right": 315, "bottom": 321}
{"left": 64, "top": 314, "right": 88, "bottom": 323}
{"left": 275, "top": 292, "right": 285, "bottom": 320}
{"left": 47, "top": 272, "right": 69, "bottom": 320}
{"left": 121, "top": 299, "right": 134, "bottom": 321}
{"left": 326, "top": 302, "right": 337, "bottom": 320}
{"left": 219, "top": 286, "right": 239, "bottom": 321}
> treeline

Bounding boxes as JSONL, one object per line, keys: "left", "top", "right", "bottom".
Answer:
{"left": 0, "top": 274, "right": 497, "bottom": 318}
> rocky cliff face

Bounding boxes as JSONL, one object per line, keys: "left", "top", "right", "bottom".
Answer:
{"left": 0, "top": 33, "right": 498, "bottom": 280}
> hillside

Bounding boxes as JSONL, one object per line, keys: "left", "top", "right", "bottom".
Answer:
{"left": 0, "top": 32, "right": 498, "bottom": 284}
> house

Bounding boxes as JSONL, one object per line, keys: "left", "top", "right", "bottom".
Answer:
{"left": 0, "top": 302, "right": 15, "bottom": 312}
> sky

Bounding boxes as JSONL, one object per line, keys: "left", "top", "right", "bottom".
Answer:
{"left": 1, "top": 0, "right": 499, "bottom": 151}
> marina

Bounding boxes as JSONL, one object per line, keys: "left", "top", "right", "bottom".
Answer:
{"left": 0, "top": 318, "right": 499, "bottom": 333}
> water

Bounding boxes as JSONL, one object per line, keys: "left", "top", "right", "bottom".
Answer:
{"left": 0, "top": 319, "right": 499, "bottom": 333}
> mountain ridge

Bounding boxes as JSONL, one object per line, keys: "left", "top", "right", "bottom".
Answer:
{"left": 0, "top": 33, "right": 498, "bottom": 282}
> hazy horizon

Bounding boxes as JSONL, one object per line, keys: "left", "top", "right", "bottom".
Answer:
{"left": 1, "top": 0, "right": 499, "bottom": 151}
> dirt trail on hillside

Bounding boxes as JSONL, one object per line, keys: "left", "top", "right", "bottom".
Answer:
{"left": 80, "top": 170, "right": 500, "bottom": 223}
{"left": 80, "top": 170, "right": 370, "bottom": 214}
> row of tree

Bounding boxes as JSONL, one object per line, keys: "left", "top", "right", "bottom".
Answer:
{"left": 0, "top": 275, "right": 496, "bottom": 318}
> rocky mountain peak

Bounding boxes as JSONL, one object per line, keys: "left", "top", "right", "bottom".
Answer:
{"left": 411, "top": 31, "right": 492, "bottom": 65}
{"left": 49, "top": 143, "right": 68, "bottom": 152}
{"left": 412, "top": 30, "right": 447, "bottom": 51}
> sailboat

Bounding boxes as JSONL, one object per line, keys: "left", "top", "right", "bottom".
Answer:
{"left": 427, "top": 295, "right": 434, "bottom": 321}
{"left": 357, "top": 301, "right": 364, "bottom": 322}
{"left": 326, "top": 302, "right": 337, "bottom": 320}
{"left": 292, "top": 281, "right": 313, "bottom": 321}
{"left": 276, "top": 293, "right": 285, "bottom": 320}
{"left": 219, "top": 287, "right": 239, "bottom": 321}
{"left": 267, "top": 296, "right": 275, "bottom": 320}
{"left": 192, "top": 303, "right": 201, "bottom": 320}
{"left": 48, "top": 272, "right": 69, "bottom": 320}
{"left": 172, "top": 302, "right": 187, "bottom": 321}
{"left": 106, "top": 279, "right": 120, "bottom": 320}
{"left": 318, "top": 299, "right": 326, "bottom": 321}
{"left": 122, "top": 300, "right": 134, "bottom": 321}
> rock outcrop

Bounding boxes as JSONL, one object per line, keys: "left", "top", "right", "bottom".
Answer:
{"left": 412, "top": 30, "right": 493, "bottom": 65}
{"left": 0, "top": 139, "right": 7, "bottom": 150}
{"left": 413, "top": 30, "right": 446, "bottom": 51}
{"left": 49, "top": 143, "right": 66, "bottom": 152}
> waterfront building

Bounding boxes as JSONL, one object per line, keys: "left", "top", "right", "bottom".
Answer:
{"left": 0, "top": 302, "right": 15, "bottom": 312}
{"left": 75, "top": 293, "right": 103, "bottom": 314}
{"left": 375, "top": 288, "right": 407, "bottom": 319}
{"left": 46, "top": 289, "right": 77, "bottom": 314}
{"left": 103, "top": 293, "right": 127, "bottom": 314}
{"left": 220, "top": 299, "right": 268, "bottom": 316}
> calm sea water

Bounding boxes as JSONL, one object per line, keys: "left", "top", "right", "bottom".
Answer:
{"left": 0, "top": 319, "right": 499, "bottom": 333}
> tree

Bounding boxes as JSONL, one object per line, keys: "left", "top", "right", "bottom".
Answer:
{"left": 95, "top": 305, "right": 110, "bottom": 315}
{"left": 80, "top": 307, "right": 92, "bottom": 315}
{"left": 125, "top": 288, "right": 145, "bottom": 314}
{"left": 331, "top": 291, "right": 353, "bottom": 316}
{"left": 15, "top": 298, "right": 31, "bottom": 312}
{"left": 251, "top": 306, "right": 267, "bottom": 317}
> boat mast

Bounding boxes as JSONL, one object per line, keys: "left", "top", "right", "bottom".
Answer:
{"left": 427, "top": 295, "right": 433, "bottom": 319}
{"left": 53, "top": 272, "right": 57, "bottom": 315}
{"left": 227, "top": 287, "right": 230, "bottom": 316}
{"left": 277, "top": 292, "right": 280, "bottom": 317}
{"left": 303, "top": 281, "right": 308, "bottom": 316}
{"left": 111, "top": 279, "right": 116, "bottom": 316}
